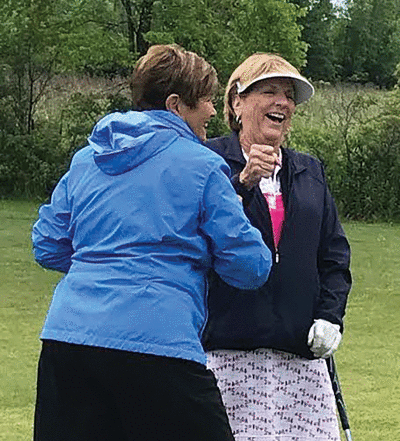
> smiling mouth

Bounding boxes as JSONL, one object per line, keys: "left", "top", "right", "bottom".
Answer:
{"left": 267, "top": 113, "right": 285, "bottom": 123}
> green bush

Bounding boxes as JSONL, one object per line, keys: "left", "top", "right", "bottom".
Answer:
{"left": 0, "top": 128, "right": 66, "bottom": 198}
{"left": 291, "top": 85, "right": 400, "bottom": 221}
{"left": 337, "top": 114, "right": 400, "bottom": 220}
{"left": 0, "top": 85, "right": 132, "bottom": 199}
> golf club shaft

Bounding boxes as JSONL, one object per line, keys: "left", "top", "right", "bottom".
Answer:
{"left": 326, "top": 356, "right": 352, "bottom": 439}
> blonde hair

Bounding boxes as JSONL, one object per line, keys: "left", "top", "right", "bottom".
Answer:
{"left": 131, "top": 44, "right": 218, "bottom": 110}
{"left": 225, "top": 53, "right": 306, "bottom": 131}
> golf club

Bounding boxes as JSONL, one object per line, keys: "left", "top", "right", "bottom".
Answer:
{"left": 326, "top": 355, "right": 353, "bottom": 441}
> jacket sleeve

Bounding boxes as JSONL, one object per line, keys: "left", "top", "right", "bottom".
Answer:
{"left": 316, "top": 166, "right": 352, "bottom": 330}
{"left": 32, "top": 173, "right": 73, "bottom": 273}
{"left": 207, "top": 136, "right": 256, "bottom": 208}
{"left": 199, "top": 160, "right": 272, "bottom": 290}
{"left": 230, "top": 173, "right": 257, "bottom": 208}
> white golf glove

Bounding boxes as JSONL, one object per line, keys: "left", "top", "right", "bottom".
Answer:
{"left": 307, "top": 319, "right": 342, "bottom": 358}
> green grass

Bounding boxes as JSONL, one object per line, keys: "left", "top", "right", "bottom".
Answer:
{"left": 1, "top": 200, "right": 400, "bottom": 440}
{"left": 336, "top": 222, "right": 400, "bottom": 440}
{"left": 0, "top": 200, "right": 62, "bottom": 441}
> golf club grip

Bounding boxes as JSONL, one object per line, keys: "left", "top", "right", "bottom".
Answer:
{"left": 326, "top": 356, "right": 351, "bottom": 431}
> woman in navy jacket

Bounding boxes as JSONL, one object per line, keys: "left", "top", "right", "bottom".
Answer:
{"left": 203, "top": 53, "right": 351, "bottom": 440}
{"left": 32, "top": 45, "right": 272, "bottom": 441}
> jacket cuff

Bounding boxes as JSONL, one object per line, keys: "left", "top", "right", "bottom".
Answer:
{"left": 231, "top": 173, "right": 255, "bottom": 205}
{"left": 314, "top": 315, "right": 344, "bottom": 333}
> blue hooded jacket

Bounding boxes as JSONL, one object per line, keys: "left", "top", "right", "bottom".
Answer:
{"left": 32, "top": 110, "right": 272, "bottom": 365}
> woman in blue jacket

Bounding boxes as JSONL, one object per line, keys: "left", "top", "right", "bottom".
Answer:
{"left": 203, "top": 53, "right": 352, "bottom": 440}
{"left": 32, "top": 45, "right": 272, "bottom": 441}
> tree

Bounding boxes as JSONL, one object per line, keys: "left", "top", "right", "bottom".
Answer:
{"left": 292, "top": 0, "right": 339, "bottom": 81}
{"left": 146, "top": 0, "right": 308, "bottom": 85}
{"left": 0, "top": 0, "right": 59, "bottom": 134}
{"left": 137, "top": 0, "right": 308, "bottom": 136}
{"left": 340, "top": 0, "right": 400, "bottom": 87}
{"left": 0, "top": 0, "right": 131, "bottom": 135}
{"left": 53, "top": 0, "right": 132, "bottom": 74}
{"left": 119, "top": 0, "right": 155, "bottom": 56}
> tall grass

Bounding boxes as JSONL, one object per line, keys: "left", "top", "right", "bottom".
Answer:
{"left": 1, "top": 200, "right": 399, "bottom": 440}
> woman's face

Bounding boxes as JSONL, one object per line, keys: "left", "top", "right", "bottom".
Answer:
{"left": 178, "top": 98, "right": 216, "bottom": 142}
{"left": 234, "top": 78, "right": 296, "bottom": 150}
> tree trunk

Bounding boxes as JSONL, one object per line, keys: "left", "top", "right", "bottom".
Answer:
{"left": 120, "top": 0, "right": 154, "bottom": 56}
{"left": 120, "top": 0, "right": 137, "bottom": 53}
{"left": 137, "top": 0, "right": 154, "bottom": 56}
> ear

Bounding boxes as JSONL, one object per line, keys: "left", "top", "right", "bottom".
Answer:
{"left": 165, "top": 94, "right": 181, "bottom": 116}
{"left": 232, "top": 94, "right": 243, "bottom": 120}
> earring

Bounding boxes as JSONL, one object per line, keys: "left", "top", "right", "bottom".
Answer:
{"left": 235, "top": 114, "right": 242, "bottom": 125}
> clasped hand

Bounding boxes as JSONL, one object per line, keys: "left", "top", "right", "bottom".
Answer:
{"left": 239, "top": 144, "right": 279, "bottom": 190}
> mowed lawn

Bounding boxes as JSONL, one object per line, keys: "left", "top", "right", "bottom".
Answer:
{"left": 1, "top": 199, "right": 399, "bottom": 440}
{"left": 0, "top": 200, "right": 62, "bottom": 441}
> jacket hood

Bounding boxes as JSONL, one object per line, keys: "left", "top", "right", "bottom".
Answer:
{"left": 89, "top": 110, "right": 199, "bottom": 175}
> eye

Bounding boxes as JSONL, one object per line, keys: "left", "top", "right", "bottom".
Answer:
{"left": 286, "top": 93, "right": 295, "bottom": 102}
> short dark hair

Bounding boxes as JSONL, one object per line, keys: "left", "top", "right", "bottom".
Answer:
{"left": 131, "top": 44, "right": 218, "bottom": 110}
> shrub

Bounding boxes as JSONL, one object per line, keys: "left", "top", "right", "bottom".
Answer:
{"left": 337, "top": 113, "right": 400, "bottom": 220}
{"left": 0, "top": 78, "right": 132, "bottom": 199}
{"left": 291, "top": 85, "right": 400, "bottom": 221}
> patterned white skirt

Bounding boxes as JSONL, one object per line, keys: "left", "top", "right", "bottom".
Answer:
{"left": 207, "top": 348, "right": 340, "bottom": 441}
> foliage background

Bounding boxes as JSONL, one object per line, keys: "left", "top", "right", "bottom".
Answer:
{"left": 2, "top": 0, "right": 400, "bottom": 220}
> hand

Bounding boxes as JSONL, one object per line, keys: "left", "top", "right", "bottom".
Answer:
{"left": 307, "top": 319, "right": 342, "bottom": 358}
{"left": 239, "top": 144, "right": 279, "bottom": 190}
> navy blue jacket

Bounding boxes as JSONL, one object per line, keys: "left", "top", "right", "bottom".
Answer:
{"left": 202, "top": 132, "right": 351, "bottom": 359}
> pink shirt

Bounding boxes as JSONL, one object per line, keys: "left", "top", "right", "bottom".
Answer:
{"left": 242, "top": 149, "right": 285, "bottom": 248}
{"left": 263, "top": 192, "right": 284, "bottom": 248}
{"left": 258, "top": 151, "right": 284, "bottom": 249}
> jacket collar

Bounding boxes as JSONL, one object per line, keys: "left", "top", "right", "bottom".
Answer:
{"left": 220, "top": 131, "right": 247, "bottom": 165}
{"left": 281, "top": 146, "right": 307, "bottom": 175}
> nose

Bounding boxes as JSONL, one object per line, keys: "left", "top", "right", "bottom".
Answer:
{"left": 275, "top": 91, "right": 291, "bottom": 106}
{"left": 208, "top": 101, "right": 217, "bottom": 118}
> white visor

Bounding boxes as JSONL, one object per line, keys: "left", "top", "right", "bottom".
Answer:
{"left": 236, "top": 72, "right": 314, "bottom": 105}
